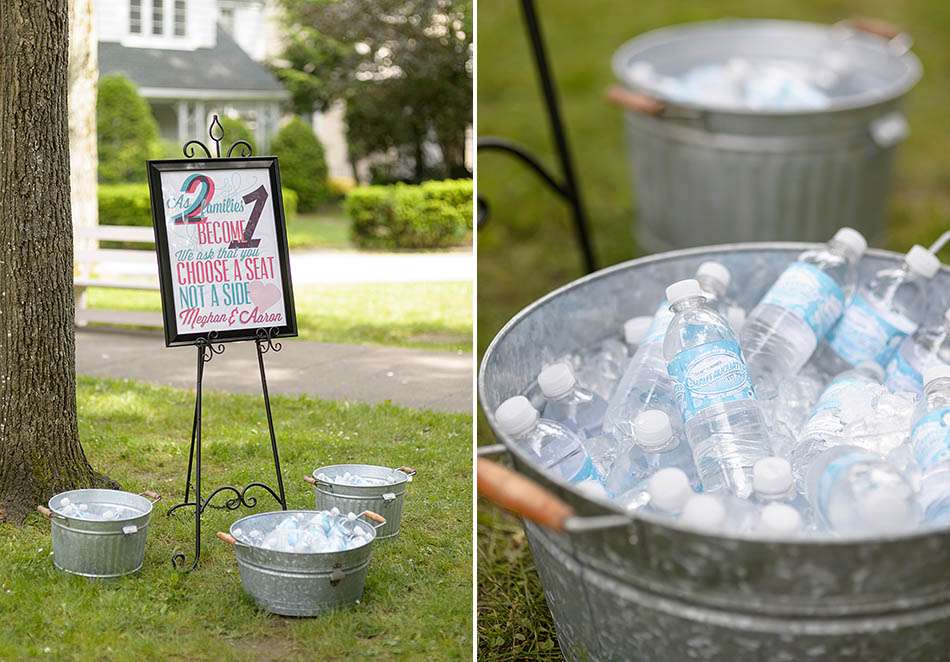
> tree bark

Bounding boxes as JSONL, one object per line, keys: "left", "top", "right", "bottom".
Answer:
{"left": 0, "top": 0, "right": 115, "bottom": 524}
{"left": 69, "top": 0, "right": 98, "bottom": 292}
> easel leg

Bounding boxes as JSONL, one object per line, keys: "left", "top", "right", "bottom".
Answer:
{"left": 170, "top": 345, "right": 206, "bottom": 571}
{"left": 256, "top": 339, "right": 287, "bottom": 510}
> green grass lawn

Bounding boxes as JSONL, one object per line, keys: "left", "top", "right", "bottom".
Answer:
{"left": 0, "top": 376, "right": 472, "bottom": 660}
{"left": 87, "top": 281, "right": 473, "bottom": 352}
{"left": 478, "top": 0, "right": 950, "bottom": 657}
{"left": 285, "top": 207, "right": 353, "bottom": 250}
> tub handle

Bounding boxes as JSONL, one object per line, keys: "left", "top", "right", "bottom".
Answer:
{"left": 478, "top": 458, "right": 633, "bottom": 534}
{"left": 139, "top": 490, "right": 162, "bottom": 504}
{"left": 329, "top": 567, "right": 345, "bottom": 586}
{"left": 396, "top": 466, "right": 417, "bottom": 477}
{"left": 216, "top": 532, "right": 237, "bottom": 545}
{"left": 358, "top": 510, "right": 387, "bottom": 530}
{"left": 606, "top": 85, "right": 665, "bottom": 117}
{"left": 839, "top": 17, "right": 912, "bottom": 54}
{"left": 36, "top": 505, "right": 53, "bottom": 519}
{"left": 476, "top": 444, "right": 507, "bottom": 458}
{"left": 303, "top": 475, "right": 317, "bottom": 485}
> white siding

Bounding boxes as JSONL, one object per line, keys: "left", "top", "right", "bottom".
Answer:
{"left": 313, "top": 102, "right": 353, "bottom": 180}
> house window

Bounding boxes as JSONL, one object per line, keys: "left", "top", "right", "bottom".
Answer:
{"left": 174, "top": 0, "right": 186, "bottom": 37}
{"left": 152, "top": 0, "right": 164, "bottom": 35}
{"left": 129, "top": 0, "right": 142, "bottom": 34}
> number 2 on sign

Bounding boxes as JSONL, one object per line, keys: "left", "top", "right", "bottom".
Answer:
{"left": 228, "top": 185, "right": 267, "bottom": 249}
{"left": 173, "top": 173, "right": 215, "bottom": 224}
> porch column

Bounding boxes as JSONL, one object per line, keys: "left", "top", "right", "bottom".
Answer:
{"left": 195, "top": 101, "right": 206, "bottom": 141}
{"left": 176, "top": 101, "right": 188, "bottom": 143}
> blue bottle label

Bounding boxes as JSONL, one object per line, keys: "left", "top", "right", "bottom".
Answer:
{"left": 759, "top": 262, "right": 846, "bottom": 339}
{"left": 885, "top": 351, "right": 924, "bottom": 394}
{"left": 667, "top": 339, "right": 755, "bottom": 421}
{"left": 912, "top": 407, "right": 950, "bottom": 472}
{"left": 827, "top": 294, "right": 917, "bottom": 368}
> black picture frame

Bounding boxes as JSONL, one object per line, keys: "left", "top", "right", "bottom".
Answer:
{"left": 146, "top": 157, "right": 298, "bottom": 347}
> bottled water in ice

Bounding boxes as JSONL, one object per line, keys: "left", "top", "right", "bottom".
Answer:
{"left": 679, "top": 493, "right": 757, "bottom": 534}
{"left": 663, "top": 279, "right": 770, "bottom": 498}
{"left": 822, "top": 245, "right": 941, "bottom": 373}
{"left": 755, "top": 502, "right": 804, "bottom": 537}
{"left": 751, "top": 456, "right": 810, "bottom": 517}
{"left": 740, "top": 227, "right": 866, "bottom": 382}
{"left": 603, "top": 262, "right": 733, "bottom": 442}
{"left": 574, "top": 316, "right": 652, "bottom": 400}
{"left": 695, "top": 261, "right": 746, "bottom": 334}
{"left": 645, "top": 467, "right": 694, "bottom": 516}
{"left": 805, "top": 445, "right": 919, "bottom": 535}
{"left": 787, "top": 361, "right": 884, "bottom": 484}
{"left": 494, "top": 395, "right": 599, "bottom": 484}
{"left": 910, "top": 365, "right": 950, "bottom": 524}
{"left": 538, "top": 362, "right": 608, "bottom": 439}
{"left": 604, "top": 410, "right": 700, "bottom": 510}
{"left": 885, "top": 307, "right": 950, "bottom": 396}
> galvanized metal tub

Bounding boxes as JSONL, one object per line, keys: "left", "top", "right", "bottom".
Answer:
{"left": 221, "top": 509, "right": 385, "bottom": 617}
{"left": 305, "top": 464, "right": 415, "bottom": 539}
{"left": 610, "top": 19, "right": 922, "bottom": 252}
{"left": 479, "top": 243, "right": 950, "bottom": 660}
{"left": 39, "top": 489, "right": 160, "bottom": 578}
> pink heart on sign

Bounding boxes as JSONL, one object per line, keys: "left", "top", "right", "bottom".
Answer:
{"left": 249, "top": 282, "right": 282, "bottom": 311}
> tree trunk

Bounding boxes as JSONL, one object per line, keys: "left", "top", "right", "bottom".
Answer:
{"left": 69, "top": 0, "right": 98, "bottom": 296}
{"left": 0, "top": 0, "right": 115, "bottom": 524}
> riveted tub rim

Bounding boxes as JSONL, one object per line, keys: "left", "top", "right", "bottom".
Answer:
{"left": 311, "top": 463, "right": 412, "bottom": 490}
{"left": 228, "top": 509, "right": 378, "bottom": 557}
{"left": 47, "top": 488, "right": 154, "bottom": 524}
{"left": 479, "top": 242, "right": 950, "bottom": 549}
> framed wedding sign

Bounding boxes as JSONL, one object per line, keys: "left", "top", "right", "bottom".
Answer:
{"left": 146, "top": 157, "right": 297, "bottom": 347}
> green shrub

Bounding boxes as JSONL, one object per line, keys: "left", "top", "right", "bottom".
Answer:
{"left": 219, "top": 116, "right": 257, "bottom": 155}
{"left": 98, "top": 184, "right": 299, "bottom": 228}
{"left": 269, "top": 117, "right": 328, "bottom": 211}
{"left": 97, "top": 74, "right": 160, "bottom": 183}
{"left": 345, "top": 179, "right": 472, "bottom": 250}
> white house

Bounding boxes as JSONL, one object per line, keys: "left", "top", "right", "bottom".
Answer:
{"left": 95, "top": 0, "right": 290, "bottom": 152}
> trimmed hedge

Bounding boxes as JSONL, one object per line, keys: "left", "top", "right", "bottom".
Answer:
{"left": 269, "top": 117, "right": 329, "bottom": 211}
{"left": 97, "top": 74, "right": 160, "bottom": 183}
{"left": 345, "top": 179, "right": 472, "bottom": 250}
{"left": 98, "top": 184, "right": 299, "bottom": 227}
{"left": 219, "top": 116, "right": 257, "bottom": 155}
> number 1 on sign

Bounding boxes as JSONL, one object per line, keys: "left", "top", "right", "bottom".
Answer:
{"left": 229, "top": 185, "right": 267, "bottom": 249}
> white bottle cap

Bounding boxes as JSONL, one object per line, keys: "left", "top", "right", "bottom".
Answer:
{"left": 494, "top": 396, "right": 540, "bottom": 437}
{"left": 633, "top": 410, "right": 674, "bottom": 450}
{"left": 858, "top": 487, "right": 915, "bottom": 533}
{"left": 923, "top": 364, "right": 950, "bottom": 386}
{"left": 665, "top": 279, "right": 703, "bottom": 306}
{"left": 759, "top": 503, "right": 802, "bottom": 536}
{"left": 537, "top": 362, "right": 577, "bottom": 399}
{"left": 905, "top": 245, "right": 941, "bottom": 279}
{"left": 680, "top": 494, "right": 727, "bottom": 531}
{"left": 623, "top": 316, "right": 653, "bottom": 345}
{"left": 647, "top": 468, "right": 693, "bottom": 514}
{"left": 696, "top": 261, "right": 731, "bottom": 289}
{"left": 831, "top": 227, "right": 867, "bottom": 256}
{"left": 752, "top": 457, "right": 794, "bottom": 496}
{"left": 855, "top": 360, "right": 885, "bottom": 382}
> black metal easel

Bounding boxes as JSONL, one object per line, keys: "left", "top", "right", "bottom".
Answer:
{"left": 476, "top": 0, "right": 597, "bottom": 273}
{"left": 165, "top": 116, "right": 288, "bottom": 572}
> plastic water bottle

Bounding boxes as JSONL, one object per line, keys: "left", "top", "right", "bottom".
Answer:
{"left": 751, "top": 456, "right": 810, "bottom": 516}
{"left": 740, "top": 227, "right": 867, "bottom": 382}
{"left": 644, "top": 467, "right": 694, "bottom": 516}
{"left": 805, "top": 444, "right": 919, "bottom": 535}
{"left": 755, "top": 502, "right": 804, "bottom": 537}
{"left": 602, "top": 263, "right": 734, "bottom": 441}
{"left": 885, "top": 307, "right": 950, "bottom": 395}
{"left": 910, "top": 365, "right": 950, "bottom": 524}
{"left": 787, "top": 361, "right": 884, "bottom": 483}
{"left": 821, "top": 244, "right": 941, "bottom": 373}
{"left": 695, "top": 261, "right": 746, "bottom": 333}
{"left": 663, "top": 279, "right": 770, "bottom": 498}
{"left": 538, "top": 361, "right": 608, "bottom": 439}
{"left": 577, "top": 316, "right": 653, "bottom": 400}
{"left": 494, "top": 396, "right": 599, "bottom": 484}
{"left": 604, "top": 410, "right": 700, "bottom": 508}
